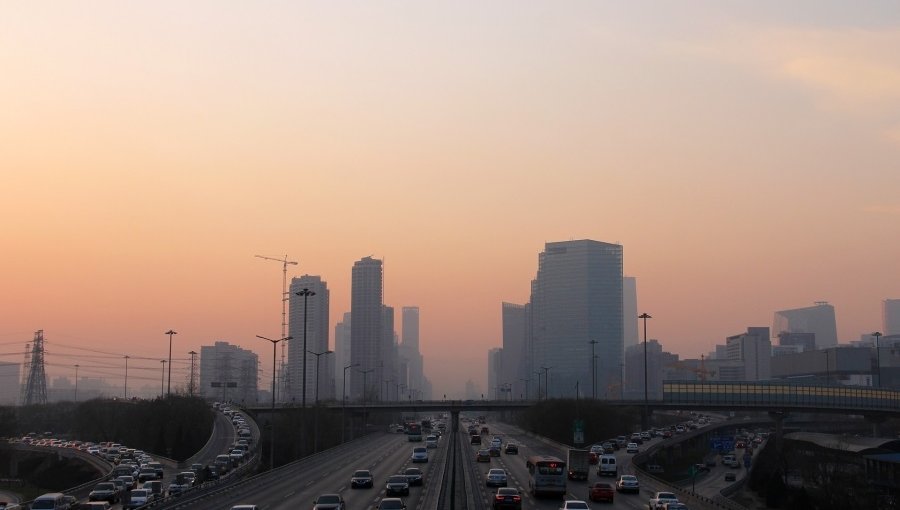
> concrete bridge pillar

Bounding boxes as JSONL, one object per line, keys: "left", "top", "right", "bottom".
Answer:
{"left": 768, "top": 410, "right": 787, "bottom": 455}
{"left": 451, "top": 410, "right": 460, "bottom": 433}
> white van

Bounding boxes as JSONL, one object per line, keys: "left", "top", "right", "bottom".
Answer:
{"left": 30, "top": 493, "right": 68, "bottom": 510}
{"left": 598, "top": 454, "right": 617, "bottom": 476}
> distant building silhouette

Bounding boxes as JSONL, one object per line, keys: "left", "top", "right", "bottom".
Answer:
{"left": 501, "top": 302, "right": 527, "bottom": 399}
{"left": 773, "top": 302, "right": 838, "bottom": 348}
{"left": 487, "top": 348, "right": 503, "bottom": 399}
{"left": 778, "top": 331, "right": 816, "bottom": 351}
{"left": 334, "top": 312, "right": 351, "bottom": 400}
{"left": 0, "top": 361, "right": 20, "bottom": 405}
{"left": 725, "top": 327, "right": 772, "bottom": 381}
{"left": 884, "top": 299, "right": 900, "bottom": 336}
{"left": 199, "top": 341, "right": 258, "bottom": 404}
{"left": 399, "top": 306, "right": 424, "bottom": 400}
{"left": 623, "top": 277, "right": 639, "bottom": 349}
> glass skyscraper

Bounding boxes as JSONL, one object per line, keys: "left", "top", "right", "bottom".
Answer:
{"left": 529, "top": 239, "right": 624, "bottom": 399}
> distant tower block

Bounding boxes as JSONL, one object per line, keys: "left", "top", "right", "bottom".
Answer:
{"left": 22, "top": 330, "right": 48, "bottom": 405}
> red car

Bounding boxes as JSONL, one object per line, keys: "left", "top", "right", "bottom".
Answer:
{"left": 589, "top": 482, "right": 615, "bottom": 503}
{"left": 589, "top": 452, "right": 599, "bottom": 465}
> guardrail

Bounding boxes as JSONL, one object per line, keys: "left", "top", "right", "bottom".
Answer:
{"left": 13, "top": 444, "right": 115, "bottom": 507}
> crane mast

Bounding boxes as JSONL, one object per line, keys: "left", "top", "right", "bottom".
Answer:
{"left": 255, "top": 254, "right": 298, "bottom": 402}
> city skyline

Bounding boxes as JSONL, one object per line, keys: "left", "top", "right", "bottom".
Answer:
{"left": 2, "top": 2, "right": 899, "bottom": 397}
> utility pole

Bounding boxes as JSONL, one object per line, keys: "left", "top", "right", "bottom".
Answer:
{"left": 256, "top": 254, "right": 298, "bottom": 402}
{"left": 123, "top": 355, "right": 129, "bottom": 400}
{"left": 165, "top": 330, "right": 177, "bottom": 396}
{"left": 589, "top": 339, "right": 599, "bottom": 399}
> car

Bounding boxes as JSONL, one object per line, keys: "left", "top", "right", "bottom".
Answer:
{"left": 504, "top": 443, "right": 518, "bottom": 454}
{"left": 81, "top": 503, "right": 112, "bottom": 510}
{"left": 351, "top": 469, "right": 374, "bottom": 488}
{"left": 168, "top": 480, "right": 189, "bottom": 497}
{"left": 649, "top": 491, "right": 679, "bottom": 510}
{"left": 142, "top": 480, "right": 163, "bottom": 500}
{"left": 630, "top": 433, "right": 643, "bottom": 444}
{"left": 377, "top": 498, "right": 406, "bottom": 510}
{"left": 404, "top": 467, "right": 423, "bottom": 486}
{"left": 489, "top": 446, "right": 501, "bottom": 457}
{"left": 230, "top": 506, "right": 259, "bottom": 510}
{"left": 313, "top": 493, "right": 346, "bottom": 510}
{"left": 411, "top": 446, "right": 428, "bottom": 463}
{"left": 664, "top": 504, "right": 689, "bottom": 510}
{"left": 125, "top": 489, "right": 152, "bottom": 509}
{"left": 471, "top": 434, "right": 482, "bottom": 445}
{"left": 116, "top": 475, "right": 136, "bottom": 491}
{"left": 616, "top": 475, "right": 639, "bottom": 493}
{"left": 724, "top": 472, "right": 737, "bottom": 482}
{"left": 476, "top": 448, "right": 492, "bottom": 462}
{"left": 640, "top": 431, "right": 651, "bottom": 441}
{"left": 493, "top": 487, "right": 522, "bottom": 510}
{"left": 109, "top": 479, "right": 126, "bottom": 497}
{"left": 190, "top": 462, "right": 205, "bottom": 473}
{"left": 559, "top": 500, "right": 591, "bottom": 509}
{"left": 626, "top": 443, "right": 639, "bottom": 453}
{"left": 486, "top": 468, "right": 508, "bottom": 487}
{"left": 589, "top": 482, "right": 615, "bottom": 503}
{"left": 385, "top": 475, "right": 410, "bottom": 496}
{"left": 89, "top": 482, "right": 119, "bottom": 504}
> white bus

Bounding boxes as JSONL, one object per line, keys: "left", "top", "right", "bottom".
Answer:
{"left": 525, "top": 455, "right": 567, "bottom": 497}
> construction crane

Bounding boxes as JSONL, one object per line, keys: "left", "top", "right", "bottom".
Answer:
{"left": 255, "top": 254, "right": 298, "bottom": 402}
{"left": 667, "top": 355, "right": 715, "bottom": 382}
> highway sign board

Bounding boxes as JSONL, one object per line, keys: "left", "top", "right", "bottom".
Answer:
{"left": 710, "top": 436, "right": 735, "bottom": 451}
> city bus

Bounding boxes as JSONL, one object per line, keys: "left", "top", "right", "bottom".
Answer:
{"left": 525, "top": 455, "right": 567, "bottom": 497}
{"left": 406, "top": 423, "right": 423, "bottom": 442}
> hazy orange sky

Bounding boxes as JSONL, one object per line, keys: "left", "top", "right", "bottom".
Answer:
{"left": 2, "top": 2, "right": 899, "bottom": 397}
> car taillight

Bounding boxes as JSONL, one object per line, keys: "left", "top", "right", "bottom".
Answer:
{"left": 513, "top": 496, "right": 521, "bottom": 501}
{"left": 495, "top": 495, "right": 504, "bottom": 501}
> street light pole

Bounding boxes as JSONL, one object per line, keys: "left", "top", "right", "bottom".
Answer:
{"left": 294, "top": 288, "right": 316, "bottom": 408}
{"left": 519, "top": 378, "right": 530, "bottom": 400}
{"left": 639, "top": 312, "right": 652, "bottom": 430}
{"left": 188, "top": 351, "right": 197, "bottom": 397}
{"left": 342, "top": 362, "right": 360, "bottom": 443}
{"left": 540, "top": 366, "right": 552, "bottom": 399}
{"left": 359, "top": 368, "right": 374, "bottom": 434}
{"left": 257, "top": 335, "right": 292, "bottom": 409}
{"left": 873, "top": 332, "right": 883, "bottom": 387}
{"left": 123, "top": 355, "right": 129, "bottom": 400}
{"left": 164, "top": 330, "right": 177, "bottom": 397}
{"left": 257, "top": 334, "right": 291, "bottom": 471}
{"left": 160, "top": 360, "right": 166, "bottom": 397}
{"left": 589, "top": 340, "right": 599, "bottom": 399}
{"left": 308, "top": 350, "right": 333, "bottom": 405}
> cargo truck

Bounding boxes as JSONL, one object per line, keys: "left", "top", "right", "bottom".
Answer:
{"left": 566, "top": 449, "right": 590, "bottom": 480}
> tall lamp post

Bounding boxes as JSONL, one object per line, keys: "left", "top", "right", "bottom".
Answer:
{"left": 164, "top": 330, "right": 177, "bottom": 397}
{"left": 294, "top": 288, "right": 316, "bottom": 408}
{"left": 359, "top": 368, "right": 374, "bottom": 435}
{"left": 257, "top": 334, "right": 291, "bottom": 471}
{"left": 123, "top": 355, "right": 129, "bottom": 400}
{"left": 540, "top": 366, "right": 552, "bottom": 399}
{"left": 639, "top": 312, "right": 652, "bottom": 430}
{"left": 257, "top": 335, "right": 292, "bottom": 409}
{"left": 534, "top": 371, "right": 543, "bottom": 400}
{"left": 342, "top": 362, "right": 360, "bottom": 443}
{"left": 188, "top": 351, "right": 197, "bottom": 397}
{"left": 160, "top": 360, "right": 166, "bottom": 397}
{"left": 519, "top": 378, "right": 530, "bottom": 400}
{"left": 308, "top": 350, "right": 333, "bottom": 405}
{"left": 873, "top": 332, "right": 883, "bottom": 387}
{"left": 74, "top": 364, "right": 79, "bottom": 402}
{"left": 589, "top": 339, "right": 599, "bottom": 399}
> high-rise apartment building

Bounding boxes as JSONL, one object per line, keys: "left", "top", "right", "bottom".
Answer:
{"left": 199, "top": 341, "right": 258, "bottom": 404}
{"left": 381, "top": 305, "right": 397, "bottom": 401}
{"left": 349, "top": 256, "right": 383, "bottom": 401}
{"left": 501, "top": 302, "right": 527, "bottom": 399}
{"left": 529, "top": 239, "right": 624, "bottom": 399}
{"left": 288, "top": 275, "right": 331, "bottom": 404}
{"left": 334, "top": 312, "right": 351, "bottom": 401}
{"left": 400, "top": 306, "right": 424, "bottom": 399}
{"left": 487, "top": 348, "right": 503, "bottom": 399}
{"left": 623, "top": 277, "right": 639, "bottom": 349}
{"left": 773, "top": 302, "right": 838, "bottom": 348}
{"left": 884, "top": 299, "right": 900, "bottom": 336}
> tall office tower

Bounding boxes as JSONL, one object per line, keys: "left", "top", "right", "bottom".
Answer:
{"left": 380, "top": 305, "right": 397, "bottom": 401}
{"left": 884, "top": 299, "right": 900, "bottom": 336}
{"left": 288, "top": 275, "right": 331, "bottom": 404}
{"left": 487, "top": 348, "right": 503, "bottom": 399}
{"left": 623, "top": 339, "right": 675, "bottom": 399}
{"left": 199, "top": 341, "right": 258, "bottom": 404}
{"left": 350, "top": 256, "right": 383, "bottom": 401}
{"left": 777, "top": 332, "right": 816, "bottom": 351}
{"left": 0, "top": 362, "right": 20, "bottom": 405}
{"left": 725, "top": 327, "right": 772, "bottom": 381}
{"left": 623, "top": 277, "right": 639, "bottom": 349}
{"left": 773, "top": 302, "right": 838, "bottom": 348}
{"left": 400, "top": 306, "right": 424, "bottom": 399}
{"left": 501, "top": 302, "right": 527, "bottom": 399}
{"left": 529, "top": 239, "right": 624, "bottom": 399}
{"left": 334, "top": 312, "right": 351, "bottom": 401}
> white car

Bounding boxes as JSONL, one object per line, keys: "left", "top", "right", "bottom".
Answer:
{"left": 626, "top": 443, "right": 639, "bottom": 453}
{"left": 425, "top": 435, "right": 438, "bottom": 448}
{"left": 411, "top": 447, "right": 428, "bottom": 463}
{"left": 559, "top": 500, "right": 591, "bottom": 510}
{"left": 125, "top": 489, "right": 151, "bottom": 509}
